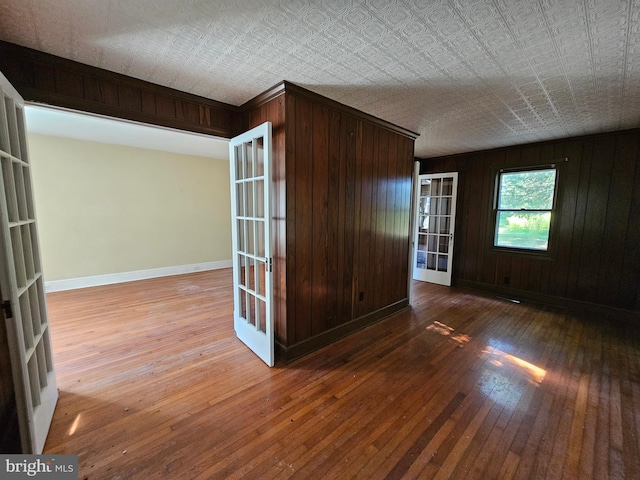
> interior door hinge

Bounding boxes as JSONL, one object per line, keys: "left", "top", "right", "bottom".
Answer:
{"left": 268, "top": 257, "right": 273, "bottom": 273}
{"left": 1, "top": 300, "right": 13, "bottom": 319}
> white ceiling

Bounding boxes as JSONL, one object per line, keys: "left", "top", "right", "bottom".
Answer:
{"left": 2, "top": 0, "right": 639, "bottom": 158}
{"left": 24, "top": 105, "right": 230, "bottom": 159}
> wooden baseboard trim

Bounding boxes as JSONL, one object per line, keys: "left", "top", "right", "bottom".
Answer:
{"left": 455, "top": 279, "right": 639, "bottom": 323}
{"left": 276, "top": 299, "right": 410, "bottom": 363}
{"left": 44, "top": 260, "right": 232, "bottom": 292}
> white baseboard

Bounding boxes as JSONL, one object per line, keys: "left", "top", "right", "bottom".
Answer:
{"left": 44, "top": 260, "right": 232, "bottom": 293}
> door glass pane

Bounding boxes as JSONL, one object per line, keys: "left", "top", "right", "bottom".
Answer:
{"left": 255, "top": 180, "right": 264, "bottom": 217}
{"left": 442, "top": 177, "right": 453, "bottom": 196}
{"left": 21, "top": 223, "right": 35, "bottom": 280}
{"left": 416, "top": 251, "right": 426, "bottom": 269}
{"left": 244, "top": 142, "right": 253, "bottom": 179}
{"left": 11, "top": 227, "right": 26, "bottom": 289}
{"left": 417, "top": 234, "right": 427, "bottom": 251}
{"left": 427, "top": 253, "right": 437, "bottom": 270}
{"left": 248, "top": 292, "right": 256, "bottom": 326}
{"left": 432, "top": 178, "right": 441, "bottom": 196}
{"left": 420, "top": 179, "right": 431, "bottom": 196}
{"left": 234, "top": 145, "right": 243, "bottom": 180}
{"left": 257, "top": 298, "right": 266, "bottom": 333}
{"left": 1, "top": 157, "right": 18, "bottom": 223}
{"left": 257, "top": 261, "right": 266, "bottom": 297}
{"left": 437, "top": 255, "right": 448, "bottom": 272}
{"left": 427, "top": 234, "right": 437, "bottom": 252}
{"left": 248, "top": 258, "right": 255, "bottom": 292}
{"left": 418, "top": 215, "right": 428, "bottom": 233}
{"left": 19, "top": 291, "right": 34, "bottom": 350}
{"left": 429, "top": 198, "right": 439, "bottom": 215}
{"left": 245, "top": 181, "right": 254, "bottom": 217}
{"left": 237, "top": 220, "right": 245, "bottom": 252}
{"left": 440, "top": 197, "right": 451, "bottom": 215}
{"left": 256, "top": 220, "right": 265, "bottom": 257}
{"left": 439, "top": 217, "right": 451, "bottom": 234}
{"left": 238, "top": 254, "right": 247, "bottom": 287}
{"left": 246, "top": 220, "right": 254, "bottom": 255}
{"left": 255, "top": 137, "right": 264, "bottom": 177}
{"left": 438, "top": 236, "right": 449, "bottom": 253}
{"left": 236, "top": 182, "right": 244, "bottom": 217}
{"left": 13, "top": 162, "right": 28, "bottom": 221}
{"left": 429, "top": 216, "right": 438, "bottom": 233}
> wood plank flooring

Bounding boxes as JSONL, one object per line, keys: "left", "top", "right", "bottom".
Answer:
{"left": 43, "top": 269, "right": 640, "bottom": 479}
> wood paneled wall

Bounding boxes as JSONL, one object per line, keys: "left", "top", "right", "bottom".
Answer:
{"left": 419, "top": 129, "right": 640, "bottom": 315}
{"left": 0, "top": 41, "right": 237, "bottom": 138}
{"left": 242, "top": 83, "right": 417, "bottom": 360}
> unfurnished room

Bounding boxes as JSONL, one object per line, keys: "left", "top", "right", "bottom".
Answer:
{"left": 0, "top": 1, "right": 639, "bottom": 479}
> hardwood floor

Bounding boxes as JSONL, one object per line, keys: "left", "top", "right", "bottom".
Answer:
{"left": 43, "top": 269, "right": 640, "bottom": 479}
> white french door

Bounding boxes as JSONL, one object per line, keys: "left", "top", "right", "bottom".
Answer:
{"left": 0, "top": 72, "right": 58, "bottom": 453}
{"left": 413, "top": 172, "right": 459, "bottom": 286}
{"left": 229, "top": 122, "right": 274, "bottom": 367}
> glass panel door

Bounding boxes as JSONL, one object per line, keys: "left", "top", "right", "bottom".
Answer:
{"left": 229, "top": 122, "right": 274, "bottom": 367}
{"left": 0, "top": 71, "right": 58, "bottom": 453}
{"left": 413, "top": 172, "right": 458, "bottom": 286}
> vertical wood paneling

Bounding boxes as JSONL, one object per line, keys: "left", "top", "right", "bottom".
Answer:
{"left": 293, "top": 96, "right": 314, "bottom": 343}
{"left": 326, "top": 110, "right": 342, "bottom": 328}
{"left": 242, "top": 83, "right": 416, "bottom": 360}
{"left": 575, "top": 136, "right": 615, "bottom": 302}
{"left": 620, "top": 136, "right": 640, "bottom": 309}
{"left": 283, "top": 95, "right": 297, "bottom": 345}
{"left": 373, "top": 129, "right": 390, "bottom": 311}
{"left": 419, "top": 129, "right": 640, "bottom": 312}
{"left": 272, "top": 96, "right": 287, "bottom": 346}
{"left": 396, "top": 137, "right": 413, "bottom": 301}
{"left": 566, "top": 139, "right": 593, "bottom": 299}
{"left": 355, "top": 122, "right": 375, "bottom": 318}
{"left": 550, "top": 140, "right": 583, "bottom": 298}
{"left": 598, "top": 134, "right": 638, "bottom": 305}
{"left": 478, "top": 151, "right": 499, "bottom": 285}
{"left": 463, "top": 154, "right": 486, "bottom": 282}
{"left": 311, "top": 104, "right": 329, "bottom": 336}
{"left": 383, "top": 131, "right": 398, "bottom": 308}
{"left": 342, "top": 115, "right": 357, "bottom": 324}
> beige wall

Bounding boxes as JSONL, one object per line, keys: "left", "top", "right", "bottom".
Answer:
{"left": 27, "top": 133, "right": 231, "bottom": 281}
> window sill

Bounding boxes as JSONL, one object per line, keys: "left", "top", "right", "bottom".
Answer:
{"left": 489, "top": 246, "right": 555, "bottom": 260}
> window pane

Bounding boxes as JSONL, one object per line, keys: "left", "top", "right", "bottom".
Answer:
{"left": 498, "top": 169, "right": 556, "bottom": 210}
{"left": 495, "top": 211, "right": 551, "bottom": 250}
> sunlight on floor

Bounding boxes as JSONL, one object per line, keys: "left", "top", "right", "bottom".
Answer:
{"left": 426, "top": 321, "right": 471, "bottom": 347}
{"left": 482, "top": 346, "right": 547, "bottom": 385}
{"left": 68, "top": 413, "right": 82, "bottom": 436}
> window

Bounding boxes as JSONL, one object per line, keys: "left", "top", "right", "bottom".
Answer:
{"left": 494, "top": 167, "right": 557, "bottom": 251}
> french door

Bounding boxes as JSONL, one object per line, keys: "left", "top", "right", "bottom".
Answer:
{"left": 413, "top": 172, "right": 458, "bottom": 286}
{"left": 229, "top": 122, "right": 274, "bottom": 367}
{"left": 0, "top": 72, "right": 58, "bottom": 453}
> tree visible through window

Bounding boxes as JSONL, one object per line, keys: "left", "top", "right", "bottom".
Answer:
{"left": 494, "top": 168, "right": 557, "bottom": 251}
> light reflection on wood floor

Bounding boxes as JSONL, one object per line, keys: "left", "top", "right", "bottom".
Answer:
{"left": 43, "top": 269, "right": 640, "bottom": 479}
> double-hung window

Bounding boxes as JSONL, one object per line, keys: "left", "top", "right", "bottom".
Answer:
{"left": 494, "top": 166, "right": 558, "bottom": 252}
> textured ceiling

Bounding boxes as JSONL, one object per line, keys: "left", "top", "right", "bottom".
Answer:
{"left": 1, "top": 0, "right": 639, "bottom": 158}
